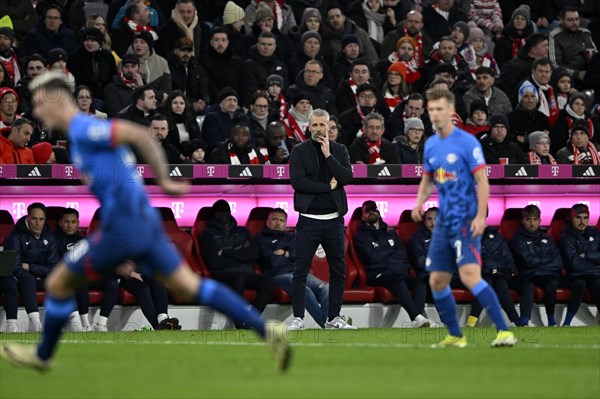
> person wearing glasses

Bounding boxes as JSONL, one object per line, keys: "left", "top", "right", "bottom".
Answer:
{"left": 349, "top": 113, "right": 399, "bottom": 164}
{"left": 74, "top": 86, "right": 107, "bottom": 120}
{"left": 0, "top": 87, "right": 21, "bottom": 135}
{"left": 23, "top": 4, "right": 76, "bottom": 58}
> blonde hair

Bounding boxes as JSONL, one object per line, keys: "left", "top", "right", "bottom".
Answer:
{"left": 86, "top": 15, "right": 112, "bottom": 51}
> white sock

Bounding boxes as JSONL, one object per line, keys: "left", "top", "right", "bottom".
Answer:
{"left": 80, "top": 313, "right": 90, "bottom": 328}
{"left": 414, "top": 314, "right": 427, "bottom": 323}
{"left": 6, "top": 319, "right": 18, "bottom": 333}
{"left": 157, "top": 313, "right": 168, "bottom": 324}
{"left": 28, "top": 312, "right": 41, "bottom": 332}
{"left": 97, "top": 316, "right": 108, "bottom": 328}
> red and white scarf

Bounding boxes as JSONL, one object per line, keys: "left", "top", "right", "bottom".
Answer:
{"left": 228, "top": 143, "right": 266, "bottom": 165}
{"left": 402, "top": 25, "right": 423, "bottom": 68}
{"left": 384, "top": 90, "right": 402, "bottom": 112}
{"left": 511, "top": 37, "right": 525, "bottom": 58}
{"left": 120, "top": 72, "right": 138, "bottom": 88}
{"left": 349, "top": 78, "right": 359, "bottom": 104}
{"left": 283, "top": 112, "right": 307, "bottom": 143}
{"left": 277, "top": 94, "right": 287, "bottom": 120}
{"left": 535, "top": 82, "right": 559, "bottom": 127}
{"left": 528, "top": 150, "right": 557, "bottom": 165}
{"left": 0, "top": 49, "right": 20, "bottom": 85}
{"left": 126, "top": 18, "right": 158, "bottom": 41}
{"left": 366, "top": 139, "right": 385, "bottom": 164}
{"left": 258, "top": 0, "right": 284, "bottom": 31}
{"left": 572, "top": 143, "right": 600, "bottom": 165}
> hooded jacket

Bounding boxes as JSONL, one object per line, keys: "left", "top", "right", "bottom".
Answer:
{"left": 559, "top": 224, "right": 600, "bottom": 277}
{"left": 354, "top": 220, "right": 409, "bottom": 277}
{"left": 510, "top": 226, "right": 563, "bottom": 277}
{"left": 199, "top": 216, "right": 258, "bottom": 274}
{"left": 4, "top": 216, "right": 59, "bottom": 278}
{"left": 254, "top": 226, "right": 296, "bottom": 276}
{"left": 480, "top": 226, "right": 516, "bottom": 276}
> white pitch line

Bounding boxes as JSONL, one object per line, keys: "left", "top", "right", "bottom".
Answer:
{"left": 2, "top": 339, "right": 599, "bottom": 350}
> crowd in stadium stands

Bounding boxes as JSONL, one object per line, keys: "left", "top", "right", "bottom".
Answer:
{"left": 0, "top": 0, "right": 599, "bottom": 166}
{"left": 0, "top": 200, "right": 598, "bottom": 332}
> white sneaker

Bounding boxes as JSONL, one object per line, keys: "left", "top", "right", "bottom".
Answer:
{"left": 410, "top": 314, "right": 431, "bottom": 328}
{"left": 82, "top": 325, "right": 94, "bottom": 332}
{"left": 325, "top": 316, "right": 358, "bottom": 329}
{"left": 93, "top": 323, "right": 108, "bottom": 332}
{"left": 286, "top": 317, "right": 305, "bottom": 331}
{"left": 527, "top": 321, "right": 536, "bottom": 327}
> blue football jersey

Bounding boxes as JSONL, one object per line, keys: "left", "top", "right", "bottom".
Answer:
{"left": 423, "top": 128, "right": 486, "bottom": 233}
{"left": 68, "top": 114, "right": 150, "bottom": 223}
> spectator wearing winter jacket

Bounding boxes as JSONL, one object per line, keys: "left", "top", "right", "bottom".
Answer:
{"left": 199, "top": 200, "right": 273, "bottom": 320}
{"left": 407, "top": 206, "right": 437, "bottom": 315}
{"left": 469, "top": 0, "right": 504, "bottom": 36}
{"left": 240, "top": 32, "right": 289, "bottom": 107}
{"left": 480, "top": 114, "right": 527, "bottom": 164}
{"left": 23, "top": 5, "right": 76, "bottom": 58}
{"left": 287, "top": 31, "right": 335, "bottom": 91}
{"left": 1, "top": 118, "right": 35, "bottom": 165}
{"left": 494, "top": 6, "right": 534, "bottom": 69}
{"left": 54, "top": 208, "right": 118, "bottom": 332}
{"left": 286, "top": 60, "right": 337, "bottom": 117}
{"left": 338, "top": 83, "right": 388, "bottom": 147}
{"left": 559, "top": 204, "right": 600, "bottom": 326}
{"left": 116, "top": 85, "right": 158, "bottom": 127}
{"left": 209, "top": 123, "right": 268, "bottom": 165}
{"left": 507, "top": 82, "right": 550, "bottom": 153}
{"left": 422, "top": 36, "right": 474, "bottom": 96}
{"left": 202, "top": 87, "right": 251, "bottom": 151}
{"left": 395, "top": 117, "right": 424, "bottom": 164}
{"left": 0, "top": 0, "right": 37, "bottom": 45}
{"left": 387, "top": 93, "right": 434, "bottom": 140}
{"left": 159, "top": 91, "right": 202, "bottom": 152}
{"left": 245, "top": 0, "right": 297, "bottom": 35}
{"left": 255, "top": 208, "right": 329, "bottom": 327}
{"left": 463, "top": 67, "right": 512, "bottom": 118}
{"left": 549, "top": 6, "right": 597, "bottom": 88}
{"left": 202, "top": 27, "right": 244, "bottom": 104}
{"left": 509, "top": 205, "right": 562, "bottom": 326}
{"left": 349, "top": 113, "right": 398, "bottom": 164}
{"left": 462, "top": 100, "right": 489, "bottom": 137}
{"left": 4, "top": 203, "right": 59, "bottom": 332}
{"left": 422, "top": 0, "right": 468, "bottom": 44}
{"left": 354, "top": 201, "right": 433, "bottom": 327}
{"left": 109, "top": 2, "right": 158, "bottom": 57}
{"left": 336, "top": 59, "right": 385, "bottom": 116}
{"left": 551, "top": 92, "right": 596, "bottom": 156}
{"left": 167, "top": 38, "right": 210, "bottom": 114}
{"left": 104, "top": 54, "right": 144, "bottom": 118}
{"left": 466, "top": 224, "right": 520, "bottom": 327}
{"left": 527, "top": 131, "right": 557, "bottom": 165}
{"left": 380, "top": 10, "right": 433, "bottom": 64}
{"left": 127, "top": 31, "right": 172, "bottom": 99}
{"left": 556, "top": 119, "right": 600, "bottom": 165}
{"left": 238, "top": 3, "right": 294, "bottom": 61}
{"left": 66, "top": 28, "right": 117, "bottom": 101}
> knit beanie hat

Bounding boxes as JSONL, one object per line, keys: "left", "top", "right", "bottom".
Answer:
{"left": 489, "top": 114, "right": 509, "bottom": 130}
{"left": 80, "top": 27, "right": 104, "bottom": 45}
{"left": 47, "top": 48, "right": 67, "bottom": 66}
{"left": 469, "top": 100, "right": 488, "bottom": 117}
{"left": 528, "top": 131, "right": 550, "bottom": 149}
{"left": 0, "top": 87, "right": 18, "bottom": 103}
{"left": 292, "top": 92, "right": 311, "bottom": 106}
{"left": 404, "top": 117, "right": 424, "bottom": 134}
{"left": 223, "top": 1, "right": 245, "bottom": 25}
{"left": 511, "top": 5, "right": 531, "bottom": 25}
{"left": 212, "top": 199, "right": 231, "bottom": 213}
{"left": 133, "top": 31, "right": 154, "bottom": 51}
{"left": 302, "top": 7, "right": 322, "bottom": 25}
{"left": 568, "top": 92, "right": 586, "bottom": 108}
{"left": 518, "top": 81, "right": 539, "bottom": 103}
{"left": 301, "top": 31, "right": 322, "bottom": 46}
{"left": 387, "top": 61, "right": 407, "bottom": 81}
{"left": 255, "top": 3, "right": 274, "bottom": 22}
{"left": 0, "top": 27, "right": 15, "bottom": 44}
{"left": 570, "top": 118, "right": 590, "bottom": 137}
{"left": 32, "top": 142, "right": 53, "bottom": 164}
{"left": 341, "top": 34, "right": 360, "bottom": 49}
{"left": 266, "top": 74, "right": 284, "bottom": 87}
{"left": 217, "top": 86, "right": 238, "bottom": 103}
{"left": 396, "top": 35, "right": 416, "bottom": 50}
{"left": 452, "top": 21, "right": 470, "bottom": 40}
{"left": 468, "top": 26, "right": 485, "bottom": 42}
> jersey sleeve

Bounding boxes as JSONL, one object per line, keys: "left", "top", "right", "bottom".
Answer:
{"left": 465, "top": 136, "right": 486, "bottom": 174}
{"left": 423, "top": 140, "right": 433, "bottom": 175}
{"left": 69, "top": 116, "right": 116, "bottom": 150}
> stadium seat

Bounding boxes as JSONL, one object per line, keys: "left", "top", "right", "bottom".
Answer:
{"left": 190, "top": 207, "right": 215, "bottom": 277}
{"left": 156, "top": 207, "right": 180, "bottom": 235}
{"left": 452, "top": 289, "right": 475, "bottom": 303}
{"left": 534, "top": 286, "right": 572, "bottom": 303}
{"left": 596, "top": 216, "right": 600, "bottom": 231}
{"left": 45, "top": 206, "right": 67, "bottom": 232}
{"left": 118, "top": 288, "right": 137, "bottom": 305}
{"left": 0, "top": 209, "right": 15, "bottom": 247}
{"left": 87, "top": 208, "right": 102, "bottom": 234}
{"left": 396, "top": 210, "right": 419, "bottom": 245}
{"left": 499, "top": 208, "right": 523, "bottom": 241}
{"left": 245, "top": 207, "right": 273, "bottom": 236}
{"left": 547, "top": 208, "right": 571, "bottom": 242}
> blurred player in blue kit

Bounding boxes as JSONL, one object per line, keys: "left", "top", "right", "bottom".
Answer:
{"left": 412, "top": 88, "right": 517, "bottom": 348}
{"left": 0, "top": 73, "right": 291, "bottom": 372}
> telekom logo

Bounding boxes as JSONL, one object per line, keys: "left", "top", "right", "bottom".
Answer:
{"left": 276, "top": 166, "right": 285, "bottom": 177}
{"left": 64, "top": 165, "right": 74, "bottom": 177}
{"left": 415, "top": 165, "right": 423, "bottom": 176}
{"left": 171, "top": 202, "right": 185, "bottom": 219}
{"left": 551, "top": 166, "right": 560, "bottom": 176}
{"left": 65, "top": 202, "right": 79, "bottom": 210}
{"left": 486, "top": 166, "right": 492, "bottom": 177}
{"left": 376, "top": 201, "right": 389, "bottom": 217}
{"left": 136, "top": 166, "right": 145, "bottom": 177}
{"left": 12, "top": 203, "right": 27, "bottom": 219}
{"left": 206, "top": 166, "right": 215, "bottom": 177}
{"left": 275, "top": 202, "right": 289, "bottom": 212}
{"left": 425, "top": 201, "right": 438, "bottom": 210}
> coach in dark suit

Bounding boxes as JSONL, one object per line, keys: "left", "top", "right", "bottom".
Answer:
{"left": 289, "top": 108, "right": 354, "bottom": 329}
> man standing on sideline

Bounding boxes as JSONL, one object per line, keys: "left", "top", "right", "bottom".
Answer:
{"left": 289, "top": 109, "right": 355, "bottom": 330}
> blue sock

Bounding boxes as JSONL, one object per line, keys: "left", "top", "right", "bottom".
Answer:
{"left": 515, "top": 316, "right": 529, "bottom": 326}
{"left": 197, "top": 279, "right": 266, "bottom": 338}
{"left": 471, "top": 280, "right": 509, "bottom": 331}
{"left": 37, "top": 295, "right": 76, "bottom": 361}
{"left": 563, "top": 312, "right": 575, "bottom": 326}
{"left": 432, "top": 287, "right": 462, "bottom": 337}
{"left": 547, "top": 314, "right": 556, "bottom": 327}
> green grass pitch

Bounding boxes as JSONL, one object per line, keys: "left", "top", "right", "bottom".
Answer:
{"left": 1, "top": 327, "right": 599, "bottom": 399}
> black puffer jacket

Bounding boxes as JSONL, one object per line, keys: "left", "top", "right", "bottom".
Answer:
{"left": 240, "top": 45, "right": 289, "bottom": 106}
{"left": 559, "top": 224, "right": 600, "bottom": 277}
{"left": 481, "top": 226, "right": 516, "bottom": 277}
{"left": 510, "top": 226, "right": 563, "bottom": 277}
{"left": 480, "top": 134, "right": 527, "bottom": 164}
{"left": 201, "top": 45, "right": 244, "bottom": 103}
{"left": 354, "top": 221, "right": 409, "bottom": 277}
{"left": 255, "top": 227, "right": 296, "bottom": 276}
{"left": 167, "top": 53, "right": 210, "bottom": 104}
{"left": 67, "top": 47, "right": 118, "bottom": 100}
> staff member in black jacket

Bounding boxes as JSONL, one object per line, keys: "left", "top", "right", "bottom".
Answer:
{"left": 289, "top": 108, "right": 356, "bottom": 330}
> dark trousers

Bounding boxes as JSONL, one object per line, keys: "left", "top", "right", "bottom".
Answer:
{"left": 14, "top": 270, "right": 43, "bottom": 313}
{"left": 211, "top": 272, "right": 273, "bottom": 314}
{"left": 562, "top": 275, "right": 600, "bottom": 314}
{"left": 368, "top": 272, "right": 420, "bottom": 320}
{"left": 469, "top": 275, "right": 519, "bottom": 322}
{"left": 75, "top": 278, "right": 119, "bottom": 319}
{"left": 120, "top": 276, "right": 170, "bottom": 329}
{"left": 511, "top": 275, "right": 558, "bottom": 318}
{"left": 293, "top": 216, "right": 345, "bottom": 320}
{"left": 0, "top": 276, "right": 19, "bottom": 319}
{"left": 406, "top": 276, "right": 428, "bottom": 315}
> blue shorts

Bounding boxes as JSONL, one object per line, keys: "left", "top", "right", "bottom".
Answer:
{"left": 426, "top": 226, "right": 482, "bottom": 273}
{"left": 64, "top": 208, "right": 182, "bottom": 281}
